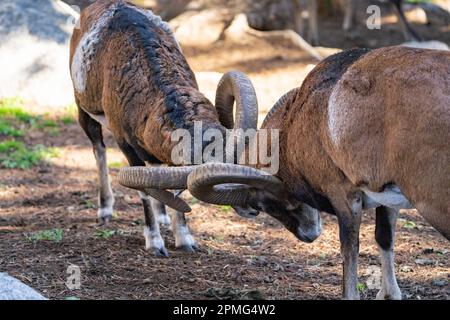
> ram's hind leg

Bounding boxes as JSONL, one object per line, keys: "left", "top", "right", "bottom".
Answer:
{"left": 78, "top": 107, "right": 114, "bottom": 224}
{"left": 375, "top": 206, "right": 402, "bottom": 300}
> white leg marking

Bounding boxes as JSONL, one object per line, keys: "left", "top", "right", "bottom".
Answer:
{"left": 157, "top": 211, "right": 171, "bottom": 226}
{"left": 376, "top": 248, "right": 402, "bottom": 300}
{"left": 143, "top": 226, "right": 165, "bottom": 251}
{"left": 94, "top": 147, "right": 114, "bottom": 222}
{"left": 98, "top": 207, "right": 114, "bottom": 220}
{"left": 171, "top": 211, "right": 197, "bottom": 251}
{"left": 174, "top": 225, "right": 196, "bottom": 248}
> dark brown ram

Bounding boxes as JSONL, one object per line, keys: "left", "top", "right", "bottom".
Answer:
{"left": 70, "top": 0, "right": 258, "bottom": 256}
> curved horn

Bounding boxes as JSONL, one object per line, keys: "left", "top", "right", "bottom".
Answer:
{"left": 118, "top": 166, "right": 194, "bottom": 213}
{"left": 144, "top": 189, "right": 191, "bottom": 213}
{"left": 261, "top": 88, "right": 297, "bottom": 128}
{"left": 118, "top": 166, "right": 193, "bottom": 190}
{"left": 187, "top": 163, "right": 284, "bottom": 207}
{"left": 215, "top": 71, "right": 258, "bottom": 130}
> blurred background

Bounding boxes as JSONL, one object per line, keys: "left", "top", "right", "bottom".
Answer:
{"left": 0, "top": 0, "right": 449, "bottom": 300}
{"left": 1, "top": 0, "right": 450, "bottom": 111}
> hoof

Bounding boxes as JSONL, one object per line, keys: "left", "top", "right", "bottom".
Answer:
{"left": 178, "top": 243, "right": 199, "bottom": 253}
{"left": 376, "top": 289, "right": 402, "bottom": 300}
{"left": 143, "top": 226, "right": 167, "bottom": 257}
{"left": 97, "top": 207, "right": 113, "bottom": 225}
{"left": 148, "top": 246, "right": 169, "bottom": 257}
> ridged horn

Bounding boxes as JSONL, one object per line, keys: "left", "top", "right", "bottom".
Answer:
{"left": 215, "top": 71, "right": 258, "bottom": 130}
{"left": 187, "top": 163, "right": 284, "bottom": 206}
{"left": 118, "top": 166, "right": 194, "bottom": 213}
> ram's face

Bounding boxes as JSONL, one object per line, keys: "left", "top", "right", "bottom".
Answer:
{"left": 250, "top": 192, "right": 323, "bottom": 243}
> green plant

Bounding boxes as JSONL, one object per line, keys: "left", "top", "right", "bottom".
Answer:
{"left": 59, "top": 104, "right": 78, "bottom": 125}
{"left": 0, "top": 98, "right": 36, "bottom": 123}
{"left": 0, "top": 120, "right": 24, "bottom": 137}
{"left": 27, "top": 229, "right": 63, "bottom": 243}
{"left": 189, "top": 197, "right": 199, "bottom": 205}
{"left": 403, "top": 220, "right": 418, "bottom": 229}
{"left": 61, "top": 115, "right": 76, "bottom": 125}
{"left": 46, "top": 127, "right": 60, "bottom": 137}
{"left": 31, "top": 118, "right": 58, "bottom": 130}
{"left": 0, "top": 140, "right": 59, "bottom": 169}
{"left": 357, "top": 282, "right": 367, "bottom": 292}
{"left": 108, "top": 161, "right": 124, "bottom": 169}
{"left": 93, "top": 229, "right": 116, "bottom": 239}
{"left": 220, "top": 205, "right": 232, "bottom": 213}
{"left": 84, "top": 199, "right": 95, "bottom": 209}
{"left": 41, "top": 119, "right": 58, "bottom": 128}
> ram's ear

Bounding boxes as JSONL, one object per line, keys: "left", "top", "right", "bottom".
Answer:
{"left": 283, "top": 194, "right": 305, "bottom": 211}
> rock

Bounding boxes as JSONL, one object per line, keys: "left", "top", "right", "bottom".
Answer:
{"left": 245, "top": 0, "right": 294, "bottom": 31}
{"left": 155, "top": 0, "right": 190, "bottom": 21}
{"left": 414, "top": 258, "right": 436, "bottom": 266}
{"left": 432, "top": 279, "right": 448, "bottom": 287}
{"left": 0, "top": 273, "right": 47, "bottom": 300}
{"left": 169, "top": 8, "right": 233, "bottom": 47}
{"left": 0, "top": 0, "right": 78, "bottom": 107}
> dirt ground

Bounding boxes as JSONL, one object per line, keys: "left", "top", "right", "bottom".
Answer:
{"left": 1, "top": 11, "right": 449, "bottom": 300}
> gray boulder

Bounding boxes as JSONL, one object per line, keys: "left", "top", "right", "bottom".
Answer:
{"left": 0, "top": 0, "right": 78, "bottom": 107}
{"left": 0, "top": 273, "right": 47, "bottom": 300}
{"left": 169, "top": 8, "right": 233, "bottom": 47}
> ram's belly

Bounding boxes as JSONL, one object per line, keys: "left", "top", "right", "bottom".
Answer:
{"left": 361, "top": 184, "right": 413, "bottom": 211}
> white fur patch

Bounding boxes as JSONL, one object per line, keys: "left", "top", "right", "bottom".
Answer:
{"left": 71, "top": 5, "right": 118, "bottom": 93}
{"left": 71, "top": 4, "right": 181, "bottom": 94}
{"left": 143, "top": 226, "right": 165, "bottom": 250}
{"left": 157, "top": 212, "right": 171, "bottom": 226}
{"left": 327, "top": 87, "right": 346, "bottom": 146}
{"left": 174, "top": 225, "right": 196, "bottom": 248}
{"left": 376, "top": 248, "right": 402, "bottom": 300}
{"left": 362, "top": 185, "right": 413, "bottom": 211}
{"left": 98, "top": 207, "right": 113, "bottom": 219}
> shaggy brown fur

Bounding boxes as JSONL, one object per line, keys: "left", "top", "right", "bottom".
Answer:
{"left": 69, "top": 0, "right": 231, "bottom": 255}
{"left": 70, "top": 0, "right": 224, "bottom": 165}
